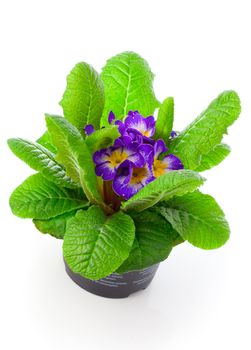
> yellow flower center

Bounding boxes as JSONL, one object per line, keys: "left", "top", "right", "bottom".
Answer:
{"left": 108, "top": 150, "right": 128, "bottom": 167}
{"left": 143, "top": 130, "right": 150, "bottom": 137}
{"left": 130, "top": 167, "right": 148, "bottom": 184}
{"left": 153, "top": 159, "right": 167, "bottom": 178}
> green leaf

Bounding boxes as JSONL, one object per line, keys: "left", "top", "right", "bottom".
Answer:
{"left": 45, "top": 115, "right": 104, "bottom": 208}
{"left": 9, "top": 174, "right": 88, "bottom": 219}
{"left": 36, "top": 131, "right": 56, "bottom": 153}
{"left": 117, "top": 210, "right": 180, "bottom": 274}
{"left": 60, "top": 62, "right": 105, "bottom": 133}
{"left": 169, "top": 91, "right": 241, "bottom": 169}
{"left": 63, "top": 206, "right": 135, "bottom": 280}
{"left": 195, "top": 143, "right": 231, "bottom": 172}
{"left": 85, "top": 125, "right": 119, "bottom": 153}
{"left": 122, "top": 170, "right": 205, "bottom": 212}
{"left": 158, "top": 191, "right": 230, "bottom": 249}
{"left": 7, "top": 138, "right": 78, "bottom": 189}
{"left": 33, "top": 210, "right": 78, "bottom": 239}
{"left": 46, "top": 114, "right": 83, "bottom": 183}
{"left": 100, "top": 51, "right": 159, "bottom": 126}
{"left": 155, "top": 97, "right": 174, "bottom": 141}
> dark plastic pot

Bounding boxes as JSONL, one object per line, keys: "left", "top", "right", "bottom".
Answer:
{"left": 64, "top": 260, "right": 160, "bottom": 298}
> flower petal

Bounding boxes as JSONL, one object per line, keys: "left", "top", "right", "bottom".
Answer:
{"left": 162, "top": 154, "right": 184, "bottom": 170}
{"left": 95, "top": 162, "right": 116, "bottom": 180}
{"left": 137, "top": 144, "right": 154, "bottom": 164}
{"left": 113, "top": 160, "right": 154, "bottom": 200}
{"left": 154, "top": 139, "right": 168, "bottom": 158}
{"left": 144, "top": 115, "right": 156, "bottom": 137}
{"left": 127, "top": 151, "right": 145, "bottom": 167}
{"left": 125, "top": 111, "right": 147, "bottom": 133}
{"left": 93, "top": 147, "right": 111, "bottom": 165}
{"left": 108, "top": 111, "right": 116, "bottom": 124}
{"left": 84, "top": 124, "right": 95, "bottom": 136}
{"left": 115, "top": 120, "right": 126, "bottom": 134}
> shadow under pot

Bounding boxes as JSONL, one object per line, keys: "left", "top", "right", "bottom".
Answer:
{"left": 64, "top": 260, "right": 160, "bottom": 299}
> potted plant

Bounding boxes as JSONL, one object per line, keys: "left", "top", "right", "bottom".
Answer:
{"left": 8, "top": 51, "right": 241, "bottom": 298}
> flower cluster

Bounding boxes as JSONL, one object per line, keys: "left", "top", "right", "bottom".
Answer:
{"left": 86, "top": 111, "right": 183, "bottom": 201}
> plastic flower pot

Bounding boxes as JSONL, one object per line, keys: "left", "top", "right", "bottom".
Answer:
{"left": 64, "top": 259, "right": 160, "bottom": 298}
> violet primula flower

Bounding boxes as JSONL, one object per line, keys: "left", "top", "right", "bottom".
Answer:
{"left": 84, "top": 124, "right": 95, "bottom": 136}
{"left": 124, "top": 111, "right": 156, "bottom": 137}
{"left": 152, "top": 139, "right": 183, "bottom": 178}
{"left": 113, "top": 160, "right": 154, "bottom": 200}
{"left": 93, "top": 145, "right": 144, "bottom": 181}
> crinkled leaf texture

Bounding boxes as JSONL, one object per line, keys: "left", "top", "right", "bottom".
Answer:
{"left": 158, "top": 191, "right": 230, "bottom": 249}
{"left": 195, "top": 143, "right": 230, "bottom": 172}
{"left": 117, "top": 210, "right": 181, "bottom": 274}
{"left": 169, "top": 90, "right": 241, "bottom": 169}
{"left": 60, "top": 62, "right": 105, "bottom": 133}
{"left": 9, "top": 174, "right": 88, "bottom": 219}
{"left": 122, "top": 170, "right": 205, "bottom": 212}
{"left": 33, "top": 211, "right": 78, "bottom": 239}
{"left": 155, "top": 97, "right": 174, "bottom": 141}
{"left": 100, "top": 51, "right": 159, "bottom": 126}
{"left": 45, "top": 115, "right": 105, "bottom": 208}
{"left": 7, "top": 138, "right": 78, "bottom": 189}
{"left": 63, "top": 206, "right": 135, "bottom": 280}
{"left": 36, "top": 131, "right": 56, "bottom": 153}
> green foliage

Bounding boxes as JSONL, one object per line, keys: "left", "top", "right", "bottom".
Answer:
{"left": 117, "top": 210, "right": 181, "bottom": 273}
{"left": 195, "top": 143, "right": 231, "bottom": 172}
{"left": 100, "top": 51, "right": 159, "bottom": 126}
{"left": 155, "top": 97, "right": 174, "bottom": 141}
{"left": 85, "top": 125, "right": 119, "bottom": 153}
{"left": 36, "top": 131, "right": 56, "bottom": 153}
{"left": 63, "top": 206, "right": 135, "bottom": 280}
{"left": 169, "top": 91, "right": 241, "bottom": 169}
{"left": 7, "top": 138, "right": 78, "bottom": 189}
{"left": 60, "top": 62, "right": 105, "bottom": 133}
{"left": 45, "top": 114, "right": 104, "bottom": 207}
{"left": 158, "top": 191, "right": 230, "bottom": 249}
{"left": 122, "top": 170, "right": 205, "bottom": 212}
{"left": 33, "top": 211, "right": 77, "bottom": 239}
{"left": 9, "top": 174, "right": 88, "bottom": 219}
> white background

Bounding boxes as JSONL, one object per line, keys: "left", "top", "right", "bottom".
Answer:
{"left": 0, "top": 1, "right": 251, "bottom": 349}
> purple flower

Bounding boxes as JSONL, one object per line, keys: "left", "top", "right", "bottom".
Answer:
{"left": 170, "top": 130, "right": 177, "bottom": 138}
{"left": 113, "top": 160, "right": 154, "bottom": 200}
{"left": 84, "top": 124, "right": 95, "bottom": 136}
{"left": 108, "top": 111, "right": 116, "bottom": 124}
{"left": 93, "top": 145, "right": 144, "bottom": 181}
{"left": 152, "top": 139, "right": 183, "bottom": 177}
{"left": 124, "top": 111, "right": 156, "bottom": 137}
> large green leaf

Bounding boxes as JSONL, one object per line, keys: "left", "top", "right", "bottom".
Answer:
{"left": 85, "top": 125, "right": 119, "bottom": 153}
{"left": 46, "top": 114, "right": 83, "bottom": 183}
{"left": 100, "top": 51, "right": 159, "bottom": 126}
{"left": 60, "top": 62, "right": 105, "bottom": 133}
{"left": 9, "top": 174, "right": 88, "bottom": 219}
{"left": 45, "top": 115, "right": 104, "bottom": 207}
{"left": 155, "top": 97, "right": 174, "bottom": 141}
{"left": 33, "top": 210, "right": 78, "bottom": 239}
{"left": 169, "top": 91, "right": 241, "bottom": 169}
{"left": 63, "top": 206, "right": 135, "bottom": 280}
{"left": 158, "top": 191, "right": 230, "bottom": 249}
{"left": 117, "top": 210, "right": 180, "bottom": 274}
{"left": 195, "top": 143, "right": 231, "bottom": 172}
{"left": 36, "top": 131, "right": 56, "bottom": 153}
{"left": 7, "top": 138, "right": 78, "bottom": 189}
{"left": 122, "top": 170, "right": 205, "bottom": 212}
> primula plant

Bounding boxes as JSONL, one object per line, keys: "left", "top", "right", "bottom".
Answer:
{"left": 8, "top": 51, "right": 241, "bottom": 281}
